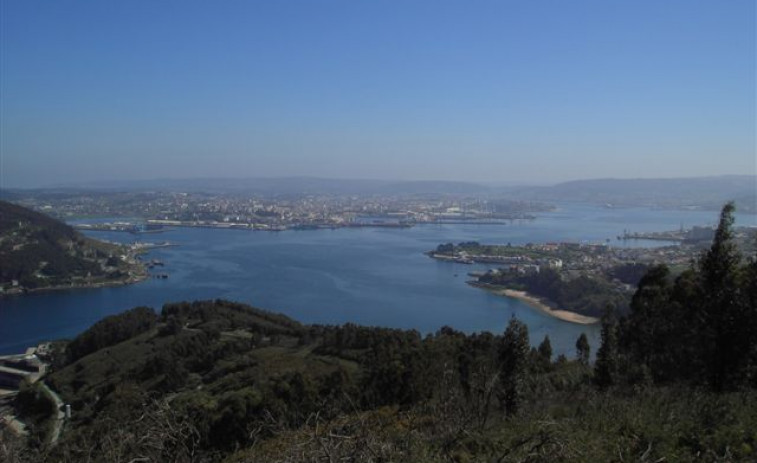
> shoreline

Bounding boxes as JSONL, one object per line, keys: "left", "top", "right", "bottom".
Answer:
{"left": 470, "top": 282, "right": 600, "bottom": 325}
{"left": 1, "top": 238, "right": 169, "bottom": 299}
{"left": 0, "top": 274, "right": 149, "bottom": 298}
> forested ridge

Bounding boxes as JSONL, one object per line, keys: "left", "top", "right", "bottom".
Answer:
{"left": 0, "top": 200, "right": 139, "bottom": 291}
{"left": 2, "top": 204, "right": 756, "bottom": 462}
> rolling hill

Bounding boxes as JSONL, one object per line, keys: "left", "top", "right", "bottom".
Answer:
{"left": 0, "top": 200, "right": 145, "bottom": 293}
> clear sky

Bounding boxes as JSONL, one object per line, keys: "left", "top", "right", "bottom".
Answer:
{"left": 1, "top": 0, "right": 755, "bottom": 188}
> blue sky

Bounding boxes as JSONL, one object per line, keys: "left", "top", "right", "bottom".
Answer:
{"left": 1, "top": 0, "right": 754, "bottom": 187}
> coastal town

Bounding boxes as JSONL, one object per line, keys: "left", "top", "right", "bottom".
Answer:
{"left": 427, "top": 225, "right": 757, "bottom": 323}
{"left": 10, "top": 190, "right": 551, "bottom": 232}
{"left": 429, "top": 224, "right": 756, "bottom": 274}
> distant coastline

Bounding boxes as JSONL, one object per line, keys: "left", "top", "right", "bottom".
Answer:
{"left": 470, "top": 282, "right": 600, "bottom": 325}
{"left": 1, "top": 273, "right": 149, "bottom": 298}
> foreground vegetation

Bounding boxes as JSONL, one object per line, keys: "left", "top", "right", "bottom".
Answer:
{"left": 2, "top": 203, "right": 755, "bottom": 462}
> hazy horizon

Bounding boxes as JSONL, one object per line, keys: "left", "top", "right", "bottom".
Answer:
{"left": 2, "top": 1, "right": 755, "bottom": 189}
{"left": 0, "top": 174, "right": 757, "bottom": 196}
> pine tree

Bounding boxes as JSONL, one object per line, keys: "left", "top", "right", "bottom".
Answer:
{"left": 498, "top": 318, "right": 529, "bottom": 415}
{"left": 622, "top": 264, "right": 679, "bottom": 382}
{"left": 538, "top": 335, "right": 552, "bottom": 363}
{"left": 743, "top": 256, "right": 757, "bottom": 386}
{"left": 697, "top": 202, "right": 745, "bottom": 390}
{"left": 576, "top": 333, "right": 590, "bottom": 365}
{"left": 594, "top": 315, "right": 619, "bottom": 389}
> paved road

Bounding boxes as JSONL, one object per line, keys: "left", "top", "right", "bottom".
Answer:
{"left": 39, "top": 382, "right": 64, "bottom": 445}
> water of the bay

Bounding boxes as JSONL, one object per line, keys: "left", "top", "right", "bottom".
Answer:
{"left": 1, "top": 203, "right": 752, "bottom": 357}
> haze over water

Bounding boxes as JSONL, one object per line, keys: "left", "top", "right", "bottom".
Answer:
{"left": 2, "top": 203, "right": 752, "bottom": 357}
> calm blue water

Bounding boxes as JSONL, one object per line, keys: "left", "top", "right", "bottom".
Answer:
{"left": 1, "top": 203, "right": 753, "bottom": 357}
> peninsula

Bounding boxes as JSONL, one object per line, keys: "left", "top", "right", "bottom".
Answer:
{"left": 426, "top": 230, "right": 755, "bottom": 321}
{"left": 0, "top": 201, "right": 149, "bottom": 296}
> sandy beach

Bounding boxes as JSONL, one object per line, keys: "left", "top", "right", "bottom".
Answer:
{"left": 471, "top": 283, "right": 600, "bottom": 325}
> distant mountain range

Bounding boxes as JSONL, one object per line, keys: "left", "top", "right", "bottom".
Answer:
{"left": 2, "top": 175, "right": 754, "bottom": 212}
{"left": 515, "top": 175, "right": 757, "bottom": 213}
{"left": 4, "top": 177, "right": 491, "bottom": 197}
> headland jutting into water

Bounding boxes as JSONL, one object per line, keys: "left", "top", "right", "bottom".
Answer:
{"left": 427, "top": 226, "right": 756, "bottom": 324}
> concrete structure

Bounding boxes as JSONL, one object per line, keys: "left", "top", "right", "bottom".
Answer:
{"left": 0, "top": 366, "right": 29, "bottom": 389}
{"left": 0, "top": 354, "right": 45, "bottom": 389}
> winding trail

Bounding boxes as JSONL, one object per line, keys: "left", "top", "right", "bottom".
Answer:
{"left": 39, "top": 381, "right": 64, "bottom": 445}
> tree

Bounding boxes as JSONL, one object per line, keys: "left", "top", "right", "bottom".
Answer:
{"left": 607, "top": 203, "right": 757, "bottom": 390}
{"left": 622, "top": 265, "right": 677, "bottom": 381}
{"left": 498, "top": 318, "right": 529, "bottom": 415}
{"left": 696, "top": 202, "right": 747, "bottom": 390}
{"left": 457, "top": 332, "right": 499, "bottom": 428}
{"left": 594, "top": 314, "right": 619, "bottom": 390}
{"left": 743, "top": 256, "right": 757, "bottom": 387}
{"left": 576, "top": 333, "right": 590, "bottom": 365}
{"left": 537, "top": 335, "right": 552, "bottom": 363}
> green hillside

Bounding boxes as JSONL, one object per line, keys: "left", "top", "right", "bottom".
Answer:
{"left": 5, "top": 295, "right": 754, "bottom": 462}
{"left": 0, "top": 200, "right": 145, "bottom": 293}
{"left": 2, "top": 204, "right": 755, "bottom": 462}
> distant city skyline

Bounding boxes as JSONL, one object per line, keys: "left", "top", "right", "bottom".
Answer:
{"left": 1, "top": 1, "right": 755, "bottom": 188}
